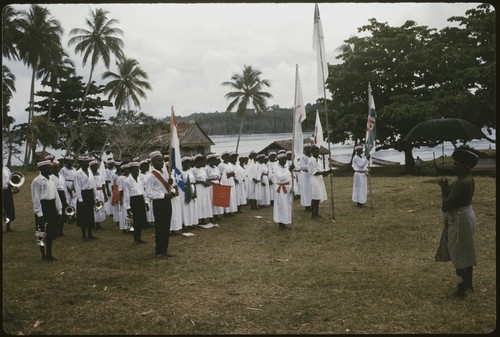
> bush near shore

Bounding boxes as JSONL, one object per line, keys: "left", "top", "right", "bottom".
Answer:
{"left": 2, "top": 155, "right": 496, "bottom": 334}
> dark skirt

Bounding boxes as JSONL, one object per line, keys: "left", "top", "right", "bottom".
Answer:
{"left": 58, "top": 190, "right": 68, "bottom": 223}
{"left": 34, "top": 199, "right": 59, "bottom": 240}
{"left": 3, "top": 187, "right": 16, "bottom": 221}
{"left": 130, "top": 195, "right": 147, "bottom": 230}
{"left": 77, "top": 189, "right": 95, "bottom": 228}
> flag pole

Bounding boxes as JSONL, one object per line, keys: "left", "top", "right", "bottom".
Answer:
{"left": 320, "top": 60, "right": 335, "bottom": 222}
{"left": 168, "top": 106, "right": 175, "bottom": 177}
{"left": 366, "top": 84, "right": 374, "bottom": 209}
{"left": 290, "top": 64, "right": 300, "bottom": 232}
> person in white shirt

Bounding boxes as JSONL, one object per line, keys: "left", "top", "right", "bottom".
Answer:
{"left": 206, "top": 154, "right": 224, "bottom": 221}
{"left": 266, "top": 152, "right": 278, "bottom": 206}
{"left": 31, "top": 160, "right": 63, "bottom": 261}
{"left": 220, "top": 152, "right": 238, "bottom": 215}
{"left": 299, "top": 144, "right": 312, "bottom": 212}
{"left": 180, "top": 156, "right": 198, "bottom": 229}
{"left": 90, "top": 160, "right": 107, "bottom": 230}
{"left": 50, "top": 160, "right": 68, "bottom": 236}
{"left": 123, "top": 162, "right": 148, "bottom": 244}
{"left": 308, "top": 145, "right": 333, "bottom": 218}
{"left": 257, "top": 155, "right": 271, "bottom": 207}
{"left": 3, "top": 164, "right": 16, "bottom": 232}
{"left": 104, "top": 158, "right": 116, "bottom": 216}
{"left": 117, "top": 164, "right": 130, "bottom": 233}
{"left": 74, "top": 156, "right": 97, "bottom": 240}
{"left": 192, "top": 154, "right": 213, "bottom": 223}
{"left": 352, "top": 145, "right": 369, "bottom": 208}
{"left": 146, "top": 151, "right": 176, "bottom": 258}
{"left": 139, "top": 160, "right": 154, "bottom": 226}
{"left": 59, "top": 155, "right": 77, "bottom": 211}
{"left": 234, "top": 155, "right": 248, "bottom": 212}
{"left": 273, "top": 153, "right": 294, "bottom": 231}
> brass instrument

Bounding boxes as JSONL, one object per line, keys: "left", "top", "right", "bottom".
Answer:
{"left": 65, "top": 205, "right": 76, "bottom": 222}
{"left": 9, "top": 171, "right": 24, "bottom": 193}
{"left": 35, "top": 222, "right": 48, "bottom": 247}
{"left": 94, "top": 200, "right": 104, "bottom": 211}
{"left": 125, "top": 211, "right": 135, "bottom": 232}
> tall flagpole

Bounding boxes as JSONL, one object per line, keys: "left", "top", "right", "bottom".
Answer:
{"left": 366, "top": 84, "right": 375, "bottom": 209}
{"left": 315, "top": 4, "right": 335, "bottom": 221}
{"left": 290, "top": 64, "right": 299, "bottom": 232}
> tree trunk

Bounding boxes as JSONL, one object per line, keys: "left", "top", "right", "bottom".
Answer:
{"left": 23, "top": 68, "right": 37, "bottom": 165}
{"left": 403, "top": 145, "right": 415, "bottom": 174}
{"left": 235, "top": 116, "right": 245, "bottom": 153}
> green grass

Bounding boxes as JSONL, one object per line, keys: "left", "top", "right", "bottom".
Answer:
{"left": 2, "top": 164, "right": 496, "bottom": 334}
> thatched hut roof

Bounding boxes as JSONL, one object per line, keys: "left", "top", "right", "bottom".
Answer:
{"left": 259, "top": 138, "right": 329, "bottom": 155}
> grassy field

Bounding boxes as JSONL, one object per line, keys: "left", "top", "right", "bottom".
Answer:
{"left": 2, "top": 162, "right": 496, "bottom": 334}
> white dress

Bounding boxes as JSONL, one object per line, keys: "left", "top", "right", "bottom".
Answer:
{"left": 299, "top": 154, "right": 312, "bottom": 207}
{"left": 352, "top": 155, "right": 369, "bottom": 203}
{"left": 273, "top": 164, "right": 293, "bottom": 224}
{"left": 233, "top": 163, "right": 247, "bottom": 206}
{"left": 180, "top": 168, "right": 198, "bottom": 227}
{"left": 308, "top": 156, "right": 327, "bottom": 202}
{"left": 258, "top": 163, "right": 271, "bottom": 206}
{"left": 205, "top": 165, "right": 224, "bottom": 216}
{"left": 218, "top": 162, "right": 238, "bottom": 213}
{"left": 192, "top": 166, "right": 213, "bottom": 220}
{"left": 90, "top": 171, "right": 106, "bottom": 223}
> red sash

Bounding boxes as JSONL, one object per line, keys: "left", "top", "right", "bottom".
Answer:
{"left": 277, "top": 182, "right": 290, "bottom": 194}
{"left": 151, "top": 170, "right": 171, "bottom": 192}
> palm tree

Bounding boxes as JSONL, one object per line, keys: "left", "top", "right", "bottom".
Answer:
{"left": 68, "top": 8, "right": 124, "bottom": 123}
{"left": 102, "top": 57, "right": 152, "bottom": 112}
{"left": 2, "top": 5, "right": 21, "bottom": 61}
{"left": 17, "top": 4, "right": 63, "bottom": 164}
{"left": 221, "top": 65, "right": 273, "bottom": 152}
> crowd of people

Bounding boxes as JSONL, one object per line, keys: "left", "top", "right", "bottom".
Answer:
{"left": 2, "top": 145, "right": 481, "bottom": 299}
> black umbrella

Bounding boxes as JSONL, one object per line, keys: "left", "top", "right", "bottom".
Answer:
{"left": 403, "top": 118, "right": 488, "bottom": 143}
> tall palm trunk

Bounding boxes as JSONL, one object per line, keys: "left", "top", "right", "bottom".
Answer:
{"left": 23, "top": 68, "right": 37, "bottom": 165}
{"left": 235, "top": 116, "right": 245, "bottom": 153}
{"left": 78, "top": 65, "right": 95, "bottom": 123}
{"left": 42, "top": 87, "right": 56, "bottom": 154}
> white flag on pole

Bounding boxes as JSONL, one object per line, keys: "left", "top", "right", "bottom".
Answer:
{"left": 293, "top": 65, "right": 306, "bottom": 157}
{"left": 313, "top": 3, "right": 328, "bottom": 96}
{"left": 171, "top": 106, "right": 185, "bottom": 192}
{"left": 314, "top": 110, "right": 324, "bottom": 147}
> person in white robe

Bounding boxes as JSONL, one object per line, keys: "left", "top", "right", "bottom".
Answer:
{"left": 180, "top": 157, "right": 198, "bottom": 228}
{"left": 299, "top": 144, "right": 312, "bottom": 212}
{"left": 139, "top": 160, "right": 154, "bottom": 226}
{"left": 104, "top": 158, "right": 116, "bottom": 216}
{"left": 117, "top": 164, "right": 129, "bottom": 233}
{"left": 352, "top": 145, "right": 369, "bottom": 207}
{"left": 273, "top": 153, "right": 294, "bottom": 230}
{"left": 59, "top": 155, "right": 77, "bottom": 211}
{"left": 192, "top": 154, "right": 213, "bottom": 224}
{"left": 206, "top": 154, "right": 224, "bottom": 219}
{"left": 257, "top": 155, "right": 271, "bottom": 207}
{"left": 267, "top": 152, "right": 278, "bottom": 205}
{"left": 308, "top": 145, "right": 333, "bottom": 218}
{"left": 234, "top": 155, "right": 248, "bottom": 211}
{"left": 219, "top": 152, "right": 238, "bottom": 215}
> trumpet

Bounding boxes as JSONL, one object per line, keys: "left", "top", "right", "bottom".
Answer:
{"left": 35, "top": 222, "right": 48, "bottom": 247}
{"left": 65, "top": 205, "right": 76, "bottom": 222}
{"left": 94, "top": 200, "right": 104, "bottom": 211}
{"left": 125, "top": 211, "right": 135, "bottom": 232}
{"left": 9, "top": 171, "right": 24, "bottom": 193}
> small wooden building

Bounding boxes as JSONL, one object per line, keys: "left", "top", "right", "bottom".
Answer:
{"left": 143, "top": 120, "right": 215, "bottom": 158}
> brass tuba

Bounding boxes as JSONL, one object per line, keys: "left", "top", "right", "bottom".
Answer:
{"left": 35, "top": 222, "right": 47, "bottom": 247}
{"left": 94, "top": 200, "right": 104, "bottom": 211}
{"left": 65, "top": 205, "right": 76, "bottom": 222}
{"left": 9, "top": 171, "right": 24, "bottom": 193}
{"left": 125, "top": 211, "right": 134, "bottom": 232}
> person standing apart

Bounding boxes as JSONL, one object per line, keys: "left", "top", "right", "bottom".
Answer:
{"left": 2, "top": 164, "right": 16, "bottom": 232}
{"left": 352, "top": 145, "right": 369, "bottom": 208}
{"left": 31, "top": 160, "right": 63, "bottom": 261}
{"left": 123, "top": 162, "right": 148, "bottom": 244}
{"left": 146, "top": 151, "right": 175, "bottom": 258}
{"left": 436, "top": 148, "right": 479, "bottom": 299}
{"left": 74, "top": 156, "right": 97, "bottom": 240}
{"left": 273, "top": 153, "right": 295, "bottom": 231}
{"left": 308, "top": 145, "right": 333, "bottom": 218}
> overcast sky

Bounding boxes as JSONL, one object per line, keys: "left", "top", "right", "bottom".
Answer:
{"left": 4, "top": 2, "right": 483, "bottom": 124}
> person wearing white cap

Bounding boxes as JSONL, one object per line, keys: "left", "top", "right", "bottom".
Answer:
{"left": 31, "top": 160, "right": 63, "bottom": 261}
{"left": 299, "top": 144, "right": 312, "bottom": 212}
{"left": 60, "top": 155, "right": 77, "bottom": 214}
{"left": 193, "top": 154, "right": 213, "bottom": 223}
{"left": 205, "top": 154, "right": 224, "bottom": 220}
{"left": 145, "top": 151, "right": 176, "bottom": 258}
{"left": 123, "top": 162, "right": 148, "bottom": 244}
{"left": 50, "top": 160, "right": 68, "bottom": 236}
{"left": 233, "top": 154, "right": 248, "bottom": 211}
{"left": 90, "top": 160, "right": 107, "bottom": 230}
{"left": 267, "top": 152, "right": 278, "bottom": 206}
{"left": 248, "top": 154, "right": 264, "bottom": 210}
{"left": 273, "top": 153, "right": 294, "bottom": 230}
{"left": 117, "top": 163, "right": 131, "bottom": 233}
{"left": 2, "top": 163, "right": 16, "bottom": 232}
{"left": 352, "top": 145, "right": 369, "bottom": 208}
{"left": 74, "top": 156, "right": 97, "bottom": 240}
{"left": 104, "top": 158, "right": 116, "bottom": 216}
{"left": 257, "top": 154, "right": 271, "bottom": 207}
{"left": 308, "top": 146, "right": 333, "bottom": 218}
{"left": 219, "top": 152, "right": 238, "bottom": 215}
{"left": 436, "top": 147, "right": 479, "bottom": 299}
{"left": 180, "top": 156, "right": 198, "bottom": 228}
{"left": 139, "top": 160, "right": 154, "bottom": 226}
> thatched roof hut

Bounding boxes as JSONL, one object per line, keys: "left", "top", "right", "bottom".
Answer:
{"left": 143, "top": 120, "right": 215, "bottom": 158}
{"left": 259, "top": 138, "right": 329, "bottom": 155}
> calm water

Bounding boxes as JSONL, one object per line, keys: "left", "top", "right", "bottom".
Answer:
{"left": 211, "top": 129, "right": 496, "bottom": 164}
